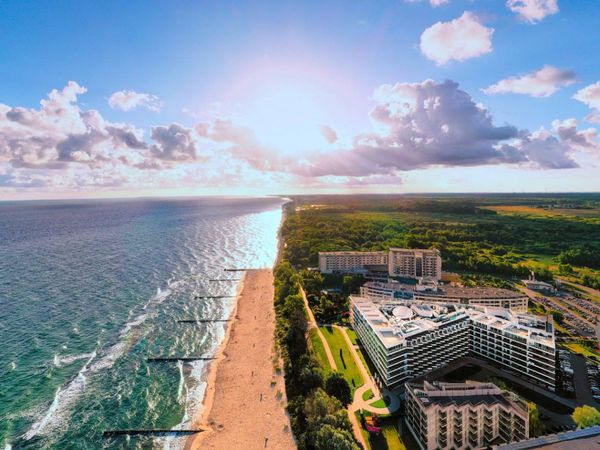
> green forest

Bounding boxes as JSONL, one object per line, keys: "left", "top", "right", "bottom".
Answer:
{"left": 281, "top": 194, "right": 600, "bottom": 289}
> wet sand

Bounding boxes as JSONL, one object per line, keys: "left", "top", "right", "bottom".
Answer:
{"left": 186, "top": 268, "right": 296, "bottom": 450}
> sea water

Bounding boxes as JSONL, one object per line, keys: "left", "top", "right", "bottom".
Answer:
{"left": 0, "top": 197, "right": 284, "bottom": 449}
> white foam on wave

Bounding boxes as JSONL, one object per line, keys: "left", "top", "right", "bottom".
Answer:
{"left": 25, "top": 282, "right": 178, "bottom": 441}
{"left": 24, "top": 351, "right": 96, "bottom": 440}
{"left": 53, "top": 352, "right": 95, "bottom": 368}
{"left": 176, "top": 360, "right": 185, "bottom": 402}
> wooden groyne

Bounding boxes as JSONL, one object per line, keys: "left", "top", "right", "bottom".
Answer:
{"left": 146, "top": 357, "right": 216, "bottom": 362}
{"left": 103, "top": 429, "right": 204, "bottom": 437}
{"left": 176, "top": 319, "right": 231, "bottom": 323}
{"left": 194, "top": 295, "right": 235, "bottom": 299}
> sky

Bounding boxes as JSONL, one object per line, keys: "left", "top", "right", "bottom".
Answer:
{"left": 1, "top": 0, "right": 599, "bottom": 200}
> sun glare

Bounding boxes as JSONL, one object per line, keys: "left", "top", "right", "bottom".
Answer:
{"left": 238, "top": 80, "right": 332, "bottom": 154}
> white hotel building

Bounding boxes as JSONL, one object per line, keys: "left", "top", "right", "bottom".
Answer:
{"left": 360, "top": 280, "right": 529, "bottom": 312}
{"left": 405, "top": 381, "right": 529, "bottom": 450}
{"left": 318, "top": 248, "right": 442, "bottom": 280}
{"left": 350, "top": 296, "right": 556, "bottom": 390}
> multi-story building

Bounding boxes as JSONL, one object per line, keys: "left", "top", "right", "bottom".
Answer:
{"left": 318, "top": 248, "right": 441, "bottom": 280}
{"left": 405, "top": 381, "right": 529, "bottom": 450}
{"left": 359, "top": 280, "right": 529, "bottom": 312}
{"left": 388, "top": 248, "right": 442, "bottom": 280}
{"left": 350, "top": 296, "right": 556, "bottom": 390}
{"left": 318, "top": 251, "right": 388, "bottom": 274}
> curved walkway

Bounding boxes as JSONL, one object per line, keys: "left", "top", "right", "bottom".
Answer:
{"left": 300, "top": 285, "right": 337, "bottom": 370}
{"left": 299, "top": 286, "right": 400, "bottom": 448}
{"left": 336, "top": 326, "right": 400, "bottom": 415}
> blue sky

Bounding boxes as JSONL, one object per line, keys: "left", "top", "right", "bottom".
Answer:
{"left": 1, "top": 0, "right": 599, "bottom": 199}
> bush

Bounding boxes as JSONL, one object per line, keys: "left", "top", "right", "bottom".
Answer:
{"left": 572, "top": 405, "right": 600, "bottom": 428}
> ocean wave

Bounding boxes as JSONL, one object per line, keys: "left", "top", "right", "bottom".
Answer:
{"left": 24, "top": 282, "right": 178, "bottom": 441}
{"left": 53, "top": 352, "right": 95, "bottom": 368}
{"left": 24, "top": 351, "right": 96, "bottom": 440}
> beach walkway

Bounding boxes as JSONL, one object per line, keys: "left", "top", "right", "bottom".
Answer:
{"left": 186, "top": 269, "right": 296, "bottom": 450}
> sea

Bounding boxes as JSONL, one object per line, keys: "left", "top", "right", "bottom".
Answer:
{"left": 0, "top": 196, "right": 285, "bottom": 449}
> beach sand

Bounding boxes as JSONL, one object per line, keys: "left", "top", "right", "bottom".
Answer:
{"left": 186, "top": 268, "right": 296, "bottom": 450}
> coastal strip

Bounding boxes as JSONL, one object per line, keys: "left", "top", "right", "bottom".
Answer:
{"left": 186, "top": 268, "right": 295, "bottom": 450}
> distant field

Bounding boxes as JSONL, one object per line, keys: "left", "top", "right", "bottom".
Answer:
{"left": 483, "top": 205, "right": 600, "bottom": 221}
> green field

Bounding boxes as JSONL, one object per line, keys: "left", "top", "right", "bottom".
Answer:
{"left": 320, "top": 326, "right": 364, "bottom": 392}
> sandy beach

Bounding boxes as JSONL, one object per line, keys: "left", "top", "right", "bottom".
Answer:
{"left": 186, "top": 268, "right": 296, "bottom": 450}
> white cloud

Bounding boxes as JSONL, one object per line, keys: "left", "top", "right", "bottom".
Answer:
{"left": 108, "top": 90, "right": 163, "bottom": 112}
{"left": 573, "top": 81, "right": 600, "bottom": 123}
{"left": 483, "top": 65, "right": 576, "bottom": 97}
{"left": 1, "top": 80, "right": 597, "bottom": 195}
{"left": 420, "top": 12, "right": 494, "bottom": 65}
{"left": 507, "top": 0, "right": 559, "bottom": 24}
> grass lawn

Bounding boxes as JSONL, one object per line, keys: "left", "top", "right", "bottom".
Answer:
{"left": 370, "top": 396, "right": 391, "bottom": 408}
{"left": 564, "top": 343, "right": 600, "bottom": 362}
{"left": 362, "top": 388, "right": 374, "bottom": 401}
{"left": 320, "top": 326, "right": 364, "bottom": 392}
{"left": 347, "top": 328, "right": 359, "bottom": 345}
{"left": 308, "top": 328, "right": 331, "bottom": 370}
{"left": 354, "top": 342, "right": 377, "bottom": 379}
{"left": 380, "top": 424, "right": 407, "bottom": 450}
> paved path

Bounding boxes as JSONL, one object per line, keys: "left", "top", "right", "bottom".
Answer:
{"left": 299, "top": 285, "right": 337, "bottom": 370}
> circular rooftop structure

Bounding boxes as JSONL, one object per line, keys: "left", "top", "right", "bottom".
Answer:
{"left": 392, "top": 306, "right": 414, "bottom": 320}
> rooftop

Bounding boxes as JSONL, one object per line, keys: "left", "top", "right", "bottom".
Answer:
{"left": 363, "top": 280, "right": 527, "bottom": 299}
{"left": 408, "top": 381, "right": 526, "bottom": 412}
{"left": 351, "top": 296, "right": 554, "bottom": 349}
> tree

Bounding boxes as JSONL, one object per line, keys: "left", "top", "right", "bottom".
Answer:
{"left": 325, "top": 372, "right": 352, "bottom": 406}
{"left": 314, "top": 424, "right": 360, "bottom": 450}
{"left": 528, "top": 403, "right": 544, "bottom": 437}
{"left": 550, "top": 310, "right": 564, "bottom": 325}
{"left": 572, "top": 405, "right": 600, "bottom": 428}
{"left": 304, "top": 389, "right": 352, "bottom": 432}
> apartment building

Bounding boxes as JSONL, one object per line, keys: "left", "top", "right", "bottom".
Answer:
{"left": 318, "top": 248, "right": 441, "bottom": 280}
{"left": 388, "top": 248, "right": 442, "bottom": 280}
{"left": 318, "top": 251, "right": 389, "bottom": 274}
{"left": 359, "top": 280, "right": 529, "bottom": 312}
{"left": 405, "top": 381, "right": 529, "bottom": 450}
{"left": 350, "top": 296, "right": 556, "bottom": 390}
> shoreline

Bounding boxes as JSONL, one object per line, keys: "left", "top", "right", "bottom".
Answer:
{"left": 182, "top": 270, "right": 247, "bottom": 447}
{"left": 185, "top": 268, "right": 295, "bottom": 449}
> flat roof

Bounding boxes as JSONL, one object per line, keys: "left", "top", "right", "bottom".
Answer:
{"left": 364, "top": 281, "right": 527, "bottom": 299}
{"left": 351, "top": 296, "right": 554, "bottom": 348}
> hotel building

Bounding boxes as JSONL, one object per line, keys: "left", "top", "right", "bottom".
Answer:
{"left": 350, "top": 296, "right": 555, "bottom": 390}
{"left": 405, "top": 381, "right": 529, "bottom": 450}
{"left": 318, "top": 251, "right": 388, "bottom": 274}
{"left": 388, "top": 248, "right": 442, "bottom": 280}
{"left": 360, "top": 280, "right": 529, "bottom": 312}
{"left": 318, "top": 248, "right": 441, "bottom": 280}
